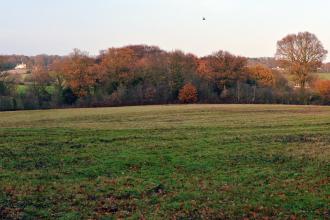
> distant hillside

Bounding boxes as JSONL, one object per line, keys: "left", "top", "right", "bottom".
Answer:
{"left": 247, "top": 57, "right": 278, "bottom": 68}
{"left": 5, "top": 68, "right": 31, "bottom": 84}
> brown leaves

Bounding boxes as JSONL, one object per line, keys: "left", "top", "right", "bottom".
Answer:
{"left": 198, "top": 51, "right": 248, "bottom": 90}
{"left": 178, "top": 83, "right": 198, "bottom": 104}
{"left": 93, "top": 194, "right": 138, "bottom": 219}
{"left": 314, "top": 80, "right": 330, "bottom": 100}
{"left": 55, "top": 49, "right": 102, "bottom": 97}
{"left": 100, "top": 47, "right": 137, "bottom": 78}
{"left": 248, "top": 65, "right": 275, "bottom": 87}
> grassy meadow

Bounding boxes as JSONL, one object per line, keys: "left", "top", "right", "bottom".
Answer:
{"left": 16, "top": 85, "right": 55, "bottom": 95}
{"left": 317, "top": 72, "right": 330, "bottom": 80}
{"left": 0, "top": 105, "right": 329, "bottom": 219}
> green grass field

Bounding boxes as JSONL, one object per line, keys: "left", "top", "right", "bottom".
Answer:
{"left": 317, "top": 72, "right": 330, "bottom": 80}
{"left": 0, "top": 105, "right": 329, "bottom": 219}
{"left": 16, "top": 85, "right": 55, "bottom": 95}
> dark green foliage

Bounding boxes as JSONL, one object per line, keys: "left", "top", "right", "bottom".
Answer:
{"left": 0, "top": 96, "right": 16, "bottom": 111}
{"left": 0, "top": 82, "right": 9, "bottom": 96}
{"left": 62, "top": 87, "right": 78, "bottom": 105}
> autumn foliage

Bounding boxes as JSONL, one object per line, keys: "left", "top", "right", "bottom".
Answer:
{"left": 314, "top": 80, "right": 330, "bottom": 101}
{"left": 178, "top": 83, "right": 198, "bottom": 103}
{"left": 247, "top": 65, "right": 274, "bottom": 87}
{"left": 198, "top": 51, "right": 247, "bottom": 90}
{"left": 1, "top": 31, "right": 330, "bottom": 110}
{"left": 61, "top": 49, "right": 103, "bottom": 97}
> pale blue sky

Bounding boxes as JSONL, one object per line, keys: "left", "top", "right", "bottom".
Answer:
{"left": 1, "top": 0, "right": 330, "bottom": 60}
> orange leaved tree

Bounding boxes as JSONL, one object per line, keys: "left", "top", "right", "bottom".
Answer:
{"left": 178, "top": 83, "right": 198, "bottom": 103}
{"left": 62, "top": 49, "right": 103, "bottom": 98}
{"left": 314, "top": 80, "right": 330, "bottom": 102}
{"left": 247, "top": 65, "right": 274, "bottom": 87}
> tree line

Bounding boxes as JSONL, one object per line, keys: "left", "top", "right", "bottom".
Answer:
{"left": 0, "top": 32, "right": 329, "bottom": 111}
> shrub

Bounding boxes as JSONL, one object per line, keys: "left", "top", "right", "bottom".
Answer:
{"left": 178, "top": 83, "right": 198, "bottom": 103}
{"left": 314, "top": 80, "right": 330, "bottom": 103}
{"left": 62, "top": 88, "right": 78, "bottom": 105}
{"left": 0, "top": 96, "right": 16, "bottom": 111}
{"left": 247, "top": 65, "right": 274, "bottom": 87}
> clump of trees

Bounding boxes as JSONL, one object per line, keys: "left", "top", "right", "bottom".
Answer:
{"left": 179, "top": 83, "right": 198, "bottom": 103}
{"left": 314, "top": 80, "right": 330, "bottom": 103}
{"left": 0, "top": 72, "right": 17, "bottom": 111}
{"left": 0, "top": 32, "right": 329, "bottom": 111}
{"left": 276, "top": 32, "right": 328, "bottom": 103}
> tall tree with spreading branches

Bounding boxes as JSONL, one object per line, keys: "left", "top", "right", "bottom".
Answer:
{"left": 276, "top": 32, "right": 327, "bottom": 89}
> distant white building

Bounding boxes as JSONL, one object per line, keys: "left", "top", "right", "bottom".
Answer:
{"left": 294, "top": 83, "right": 310, "bottom": 89}
{"left": 272, "top": 66, "right": 284, "bottom": 71}
{"left": 15, "top": 63, "right": 27, "bottom": 70}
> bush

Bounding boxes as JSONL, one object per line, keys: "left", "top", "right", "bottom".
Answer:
{"left": 0, "top": 96, "right": 16, "bottom": 111}
{"left": 178, "top": 83, "right": 198, "bottom": 103}
{"left": 62, "top": 88, "right": 78, "bottom": 105}
{"left": 314, "top": 80, "right": 330, "bottom": 104}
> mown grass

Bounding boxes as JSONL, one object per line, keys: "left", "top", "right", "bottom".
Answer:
{"left": 0, "top": 105, "right": 329, "bottom": 219}
{"left": 317, "top": 72, "right": 330, "bottom": 80}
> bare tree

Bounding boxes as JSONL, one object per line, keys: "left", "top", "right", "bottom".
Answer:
{"left": 276, "top": 32, "right": 327, "bottom": 89}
